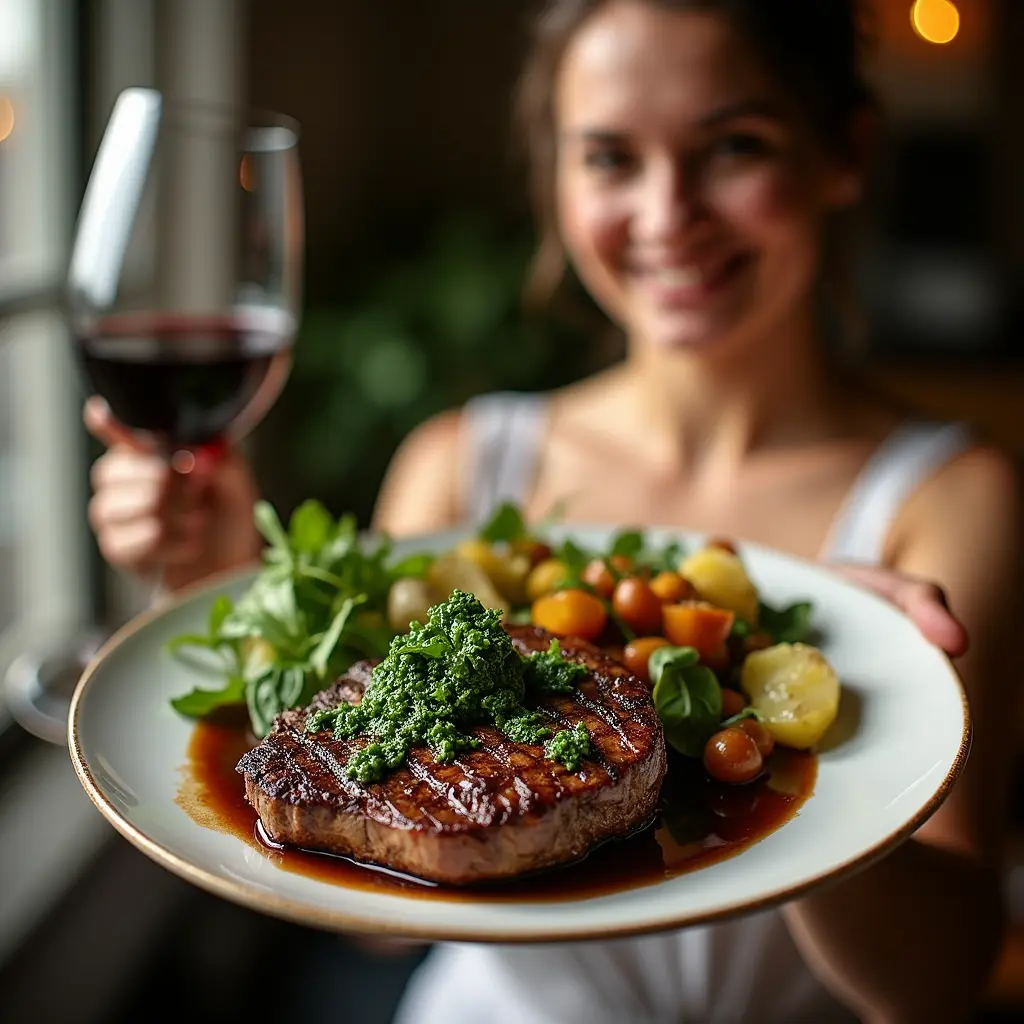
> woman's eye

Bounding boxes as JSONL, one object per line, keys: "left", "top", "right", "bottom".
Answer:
{"left": 583, "top": 148, "right": 634, "bottom": 174}
{"left": 710, "top": 133, "right": 770, "bottom": 161}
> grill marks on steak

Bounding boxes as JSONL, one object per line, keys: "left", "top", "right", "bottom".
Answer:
{"left": 236, "top": 625, "right": 667, "bottom": 885}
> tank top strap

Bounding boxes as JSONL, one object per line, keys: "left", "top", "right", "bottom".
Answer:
{"left": 822, "top": 420, "right": 975, "bottom": 565}
{"left": 459, "top": 391, "right": 550, "bottom": 526}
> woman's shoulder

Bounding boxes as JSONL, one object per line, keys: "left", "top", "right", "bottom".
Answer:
{"left": 372, "top": 388, "right": 561, "bottom": 535}
{"left": 909, "top": 437, "right": 1018, "bottom": 526}
{"left": 890, "top": 432, "right": 1022, "bottom": 570}
{"left": 373, "top": 408, "right": 464, "bottom": 536}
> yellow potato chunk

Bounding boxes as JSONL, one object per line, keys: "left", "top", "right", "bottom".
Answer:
{"left": 740, "top": 642, "right": 840, "bottom": 750}
{"left": 680, "top": 546, "right": 759, "bottom": 624}
{"left": 525, "top": 557, "right": 569, "bottom": 602}
{"left": 387, "top": 577, "right": 440, "bottom": 633}
{"left": 427, "top": 550, "right": 510, "bottom": 614}
{"left": 455, "top": 539, "right": 531, "bottom": 606}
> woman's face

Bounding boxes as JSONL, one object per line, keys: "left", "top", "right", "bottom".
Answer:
{"left": 554, "top": 1, "right": 861, "bottom": 356}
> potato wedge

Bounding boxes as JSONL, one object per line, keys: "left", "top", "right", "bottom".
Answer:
{"left": 680, "top": 546, "right": 759, "bottom": 624}
{"left": 740, "top": 642, "right": 840, "bottom": 750}
{"left": 455, "top": 539, "right": 531, "bottom": 606}
{"left": 427, "top": 550, "right": 510, "bottom": 613}
{"left": 387, "top": 578, "right": 440, "bottom": 633}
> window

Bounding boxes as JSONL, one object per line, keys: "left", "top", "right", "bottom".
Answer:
{"left": 0, "top": 0, "right": 90, "bottom": 731}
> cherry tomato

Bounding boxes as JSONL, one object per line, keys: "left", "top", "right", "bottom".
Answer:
{"left": 649, "top": 570, "right": 695, "bottom": 603}
{"left": 531, "top": 588, "right": 607, "bottom": 641}
{"left": 737, "top": 718, "right": 775, "bottom": 759}
{"left": 525, "top": 557, "right": 569, "bottom": 601}
{"left": 621, "top": 636, "right": 671, "bottom": 683}
{"left": 662, "top": 601, "right": 735, "bottom": 660}
{"left": 511, "top": 538, "right": 553, "bottom": 567}
{"left": 581, "top": 555, "right": 633, "bottom": 599}
{"left": 743, "top": 631, "right": 773, "bottom": 655}
{"left": 581, "top": 559, "right": 614, "bottom": 598}
{"left": 706, "top": 537, "right": 738, "bottom": 555}
{"left": 612, "top": 577, "right": 663, "bottom": 635}
{"left": 720, "top": 687, "right": 746, "bottom": 720}
{"left": 703, "top": 728, "right": 763, "bottom": 785}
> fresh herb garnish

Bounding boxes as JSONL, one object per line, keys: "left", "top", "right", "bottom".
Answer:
{"left": 168, "top": 500, "right": 430, "bottom": 737}
{"left": 523, "top": 638, "right": 588, "bottom": 694}
{"left": 649, "top": 645, "right": 723, "bottom": 759}
{"left": 544, "top": 722, "right": 591, "bottom": 772}
{"left": 307, "top": 590, "right": 591, "bottom": 782}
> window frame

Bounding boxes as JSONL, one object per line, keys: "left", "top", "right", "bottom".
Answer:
{"left": 0, "top": 0, "right": 90, "bottom": 736}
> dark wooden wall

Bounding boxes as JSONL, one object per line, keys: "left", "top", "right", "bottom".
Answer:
{"left": 247, "top": 0, "right": 537, "bottom": 297}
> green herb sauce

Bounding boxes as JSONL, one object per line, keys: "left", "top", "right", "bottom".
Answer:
{"left": 544, "top": 721, "right": 591, "bottom": 772}
{"left": 307, "top": 590, "right": 591, "bottom": 782}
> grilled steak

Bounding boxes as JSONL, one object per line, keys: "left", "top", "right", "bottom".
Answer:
{"left": 237, "top": 625, "right": 667, "bottom": 885}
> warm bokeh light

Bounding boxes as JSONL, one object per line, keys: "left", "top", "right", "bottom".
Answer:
{"left": 911, "top": 0, "right": 961, "bottom": 45}
{"left": 0, "top": 97, "right": 14, "bottom": 143}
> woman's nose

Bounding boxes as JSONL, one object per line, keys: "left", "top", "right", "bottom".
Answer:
{"left": 634, "top": 159, "right": 701, "bottom": 242}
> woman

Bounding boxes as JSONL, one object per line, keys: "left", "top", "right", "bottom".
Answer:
{"left": 86, "top": 1, "right": 1019, "bottom": 1019}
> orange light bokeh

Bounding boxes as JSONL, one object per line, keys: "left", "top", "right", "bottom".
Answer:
{"left": 911, "top": 0, "right": 961, "bottom": 46}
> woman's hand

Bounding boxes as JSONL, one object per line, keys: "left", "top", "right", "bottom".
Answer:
{"left": 831, "top": 562, "right": 969, "bottom": 658}
{"left": 84, "top": 396, "right": 264, "bottom": 593}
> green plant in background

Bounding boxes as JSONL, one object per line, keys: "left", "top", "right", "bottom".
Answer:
{"left": 256, "top": 212, "right": 610, "bottom": 523}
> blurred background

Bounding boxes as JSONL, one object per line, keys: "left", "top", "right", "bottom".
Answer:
{"left": 1, "top": 1, "right": 1023, "bottom": 1021}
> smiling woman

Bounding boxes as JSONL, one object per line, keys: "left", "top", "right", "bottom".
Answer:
{"left": 518, "top": 0, "right": 873, "bottom": 329}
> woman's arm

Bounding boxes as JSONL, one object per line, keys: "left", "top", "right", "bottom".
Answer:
{"left": 372, "top": 410, "right": 464, "bottom": 537}
{"left": 784, "top": 447, "right": 1023, "bottom": 1023}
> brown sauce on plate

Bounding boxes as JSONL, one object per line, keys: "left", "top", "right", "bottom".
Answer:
{"left": 177, "top": 709, "right": 816, "bottom": 901}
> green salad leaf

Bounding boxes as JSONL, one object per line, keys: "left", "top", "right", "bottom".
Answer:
{"left": 167, "top": 500, "right": 430, "bottom": 737}
{"left": 609, "top": 529, "right": 644, "bottom": 560}
{"left": 555, "top": 538, "right": 591, "bottom": 580}
{"left": 721, "top": 706, "right": 764, "bottom": 729}
{"left": 170, "top": 676, "right": 246, "bottom": 718}
{"left": 757, "top": 600, "right": 813, "bottom": 643}
{"left": 649, "top": 645, "right": 723, "bottom": 759}
{"left": 729, "top": 601, "right": 813, "bottom": 644}
{"left": 478, "top": 502, "right": 527, "bottom": 544}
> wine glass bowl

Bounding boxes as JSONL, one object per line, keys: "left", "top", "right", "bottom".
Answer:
{"left": 68, "top": 89, "right": 303, "bottom": 457}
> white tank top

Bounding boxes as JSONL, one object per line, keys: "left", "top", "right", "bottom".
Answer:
{"left": 395, "top": 392, "right": 974, "bottom": 1024}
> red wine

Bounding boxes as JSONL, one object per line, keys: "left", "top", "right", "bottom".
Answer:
{"left": 77, "top": 312, "right": 293, "bottom": 448}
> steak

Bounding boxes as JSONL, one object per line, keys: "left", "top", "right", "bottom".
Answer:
{"left": 236, "top": 625, "right": 667, "bottom": 885}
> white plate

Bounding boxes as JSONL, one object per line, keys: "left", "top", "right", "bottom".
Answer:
{"left": 69, "top": 526, "right": 969, "bottom": 943}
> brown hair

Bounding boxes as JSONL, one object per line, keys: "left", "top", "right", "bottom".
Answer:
{"left": 516, "top": 0, "right": 875, "bottom": 311}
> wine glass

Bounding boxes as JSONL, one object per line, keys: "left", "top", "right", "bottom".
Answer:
{"left": 4, "top": 88, "right": 303, "bottom": 745}
{"left": 68, "top": 87, "right": 303, "bottom": 477}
